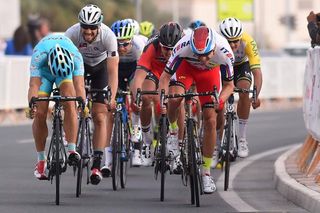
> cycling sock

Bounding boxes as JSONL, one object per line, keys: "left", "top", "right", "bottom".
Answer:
{"left": 131, "top": 112, "right": 141, "bottom": 126}
{"left": 238, "top": 119, "right": 248, "bottom": 140}
{"left": 203, "top": 156, "right": 212, "bottom": 175}
{"left": 92, "top": 150, "right": 103, "bottom": 169}
{"left": 142, "top": 124, "right": 153, "bottom": 145}
{"left": 67, "top": 143, "right": 76, "bottom": 152}
{"left": 169, "top": 121, "right": 178, "bottom": 133}
{"left": 37, "top": 151, "right": 46, "bottom": 161}
{"left": 104, "top": 146, "right": 112, "bottom": 165}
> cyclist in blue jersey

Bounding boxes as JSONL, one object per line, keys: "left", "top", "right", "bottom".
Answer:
{"left": 27, "top": 33, "right": 86, "bottom": 180}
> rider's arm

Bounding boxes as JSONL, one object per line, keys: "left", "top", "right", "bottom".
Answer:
{"left": 107, "top": 56, "right": 119, "bottom": 101}
{"left": 220, "top": 80, "right": 234, "bottom": 104}
{"left": 72, "top": 47, "right": 86, "bottom": 100}
{"left": 158, "top": 70, "right": 172, "bottom": 96}
{"left": 130, "top": 69, "right": 148, "bottom": 99}
{"left": 28, "top": 77, "right": 41, "bottom": 103}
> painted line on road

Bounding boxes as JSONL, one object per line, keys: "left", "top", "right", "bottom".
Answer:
{"left": 17, "top": 137, "right": 51, "bottom": 144}
{"left": 216, "top": 143, "right": 298, "bottom": 212}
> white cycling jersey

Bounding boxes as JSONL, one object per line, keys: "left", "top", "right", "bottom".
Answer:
{"left": 65, "top": 23, "right": 118, "bottom": 67}
{"left": 136, "top": 34, "right": 148, "bottom": 45}
{"left": 119, "top": 35, "right": 145, "bottom": 63}
{"left": 165, "top": 29, "right": 234, "bottom": 80}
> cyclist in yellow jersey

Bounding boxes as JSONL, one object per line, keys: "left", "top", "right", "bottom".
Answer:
{"left": 218, "top": 17, "right": 262, "bottom": 159}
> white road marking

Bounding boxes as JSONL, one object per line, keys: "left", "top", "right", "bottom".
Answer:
{"left": 18, "top": 137, "right": 51, "bottom": 144}
{"left": 217, "top": 143, "right": 298, "bottom": 212}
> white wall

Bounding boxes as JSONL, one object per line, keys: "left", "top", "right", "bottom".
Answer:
{"left": 0, "top": 0, "right": 20, "bottom": 39}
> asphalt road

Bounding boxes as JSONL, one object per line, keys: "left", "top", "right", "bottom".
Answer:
{"left": 0, "top": 108, "right": 310, "bottom": 213}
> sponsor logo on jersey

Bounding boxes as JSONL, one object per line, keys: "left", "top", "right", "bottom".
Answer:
{"left": 79, "top": 43, "right": 87, "bottom": 48}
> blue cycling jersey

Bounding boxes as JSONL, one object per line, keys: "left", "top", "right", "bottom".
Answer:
{"left": 29, "top": 33, "right": 84, "bottom": 95}
{"left": 30, "top": 33, "right": 84, "bottom": 78}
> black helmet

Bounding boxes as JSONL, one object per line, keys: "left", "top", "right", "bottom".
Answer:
{"left": 189, "top": 20, "right": 206, "bottom": 30}
{"left": 158, "top": 22, "right": 183, "bottom": 47}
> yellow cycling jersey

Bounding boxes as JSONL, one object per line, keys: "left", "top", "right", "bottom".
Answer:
{"left": 234, "top": 32, "right": 261, "bottom": 70}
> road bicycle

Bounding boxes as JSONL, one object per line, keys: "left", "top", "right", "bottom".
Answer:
{"left": 30, "top": 89, "right": 84, "bottom": 205}
{"left": 165, "top": 87, "right": 219, "bottom": 207}
{"left": 220, "top": 86, "right": 257, "bottom": 191}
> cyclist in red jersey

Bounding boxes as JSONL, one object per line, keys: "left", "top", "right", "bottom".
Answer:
{"left": 159, "top": 26, "right": 235, "bottom": 193}
{"left": 130, "top": 22, "right": 184, "bottom": 167}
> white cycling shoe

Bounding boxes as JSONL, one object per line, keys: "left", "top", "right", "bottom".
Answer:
{"left": 238, "top": 138, "right": 249, "bottom": 158}
{"left": 132, "top": 149, "right": 142, "bottom": 166}
{"left": 202, "top": 174, "right": 217, "bottom": 194}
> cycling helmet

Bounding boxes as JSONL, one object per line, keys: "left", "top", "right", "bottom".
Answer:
{"left": 48, "top": 44, "right": 74, "bottom": 77}
{"left": 78, "top": 4, "right": 103, "bottom": 26}
{"left": 159, "top": 22, "right": 183, "bottom": 48}
{"left": 126, "top": 18, "right": 140, "bottom": 35}
{"left": 189, "top": 20, "right": 206, "bottom": 30}
{"left": 219, "top": 17, "right": 243, "bottom": 40}
{"left": 139, "top": 21, "right": 155, "bottom": 38}
{"left": 111, "top": 19, "right": 135, "bottom": 40}
{"left": 190, "top": 26, "right": 216, "bottom": 55}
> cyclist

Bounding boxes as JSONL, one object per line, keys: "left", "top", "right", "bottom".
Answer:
{"left": 27, "top": 33, "right": 86, "bottom": 180}
{"left": 158, "top": 26, "right": 235, "bottom": 193}
{"left": 130, "top": 22, "right": 184, "bottom": 167}
{"left": 100, "top": 19, "right": 145, "bottom": 172}
{"left": 65, "top": 4, "right": 119, "bottom": 185}
{"left": 139, "top": 21, "right": 158, "bottom": 38}
{"left": 126, "top": 18, "right": 148, "bottom": 44}
{"left": 219, "top": 17, "right": 262, "bottom": 158}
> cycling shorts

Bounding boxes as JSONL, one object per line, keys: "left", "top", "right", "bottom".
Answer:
{"left": 170, "top": 59, "right": 221, "bottom": 107}
{"left": 84, "top": 59, "right": 108, "bottom": 104}
{"left": 39, "top": 71, "right": 73, "bottom": 96}
{"left": 221, "top": 61, "right": 252, "bottom": 85}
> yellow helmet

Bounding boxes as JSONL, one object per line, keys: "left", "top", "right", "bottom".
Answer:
{"left": 139, "top": 21, "right": 155, "bottom": 38}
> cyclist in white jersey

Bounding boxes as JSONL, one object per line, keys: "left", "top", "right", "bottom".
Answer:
{"left": 65, "top": 4, "right": 119, "bottom": 185}
{"left": 159, "top": 26, "right": 235, "bottom": 193}
{"left": 100, "top": 19, "right": 145, "bottom": 175}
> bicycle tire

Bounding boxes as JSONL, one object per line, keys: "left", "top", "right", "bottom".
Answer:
{"left": 224, "top": 114, "right": 232, "bottom": 191}
{"left": 187, "top": 119, "right": 200, "bottom": 207}
{"left": 85, "top": 119, "right": 92, "bottom": 185}
{"left": 54, "top": 117, "right": 61, "bottom": 205}
{"left": 112, "top": 113, "right": 121, "bottom": 191}
{"left": 159, "top": 116, "right": 167, "bottom": 202}
{"left": 76, "top": 118, "right": 85, "bottom": 197}
{"left": 120, "top": 123, "right": 129, "bottom": 188}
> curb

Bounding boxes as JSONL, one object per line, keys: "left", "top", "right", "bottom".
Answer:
{"left": 274, "top": 145, "right": 320, "bottom": 213}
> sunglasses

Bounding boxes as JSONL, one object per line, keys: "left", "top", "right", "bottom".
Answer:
{"left": 81, "top": 24, "right": 98, "bottom": 30}
{"left": 195, "top": 50, "right": 213, "bottom": 57}
{"left": 118, "top": 41, "right": 131, "bottom": 47}
{"left": 160, "top": 43, "right": 173, "bottom": 51}
{"left": 228, "top": 39, "right": 240, "bottom": 44}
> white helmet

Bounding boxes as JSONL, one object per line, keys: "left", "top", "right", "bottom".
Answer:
{"left": 78, "top": 4, "right": 103, "bottom": 26}
{"left": 219, "top": 17, "right": 243, "bottom": 40}
{"left": 126, "top": 18, "right": 140, "bottom": 35}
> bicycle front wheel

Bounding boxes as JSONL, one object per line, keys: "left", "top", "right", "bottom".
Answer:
{"left": 224, "top": 114, "right": 232, "bottom": 191}
{"left": 76, "top": 118, "right": 85, "bottom": 197}
{"left": 120, "top": 122, "right": 130, "bottom": 188}
{"left": 112, "top": 113, "right": 121, "bottom": 191}
{"left": 159, "top": 116, "right": 167, "bottom": 202}
{"left": 187, "top": 119, "right": 200, "bottom": 207}
{"left": 54, "top": 118, "right": 62, "bottom": 205}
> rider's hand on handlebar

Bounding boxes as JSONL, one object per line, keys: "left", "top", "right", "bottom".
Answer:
{"left": 25, "top": 106, "right": 37, "bottom": 119}
{"left": 252, "top": 98, "right": 261, "bottom": 109}
{"left": 131, "top": 101, "right": 141, "bottom": 113}
{"left": 214, "top": 98, "right": 225, "bottom": 111}
{"left": 107, "top": 99, "right": 116, "bottom": 111}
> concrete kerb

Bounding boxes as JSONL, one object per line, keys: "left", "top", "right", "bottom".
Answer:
{"left": 274, "top": 144, "right": 320, "bottom": 213}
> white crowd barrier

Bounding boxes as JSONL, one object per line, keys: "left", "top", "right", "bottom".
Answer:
{"left": 303, "top": 47, "right": 320, "bottom": 141}
{"left": 0, "top": 55, "right": 306, "bottom": 110}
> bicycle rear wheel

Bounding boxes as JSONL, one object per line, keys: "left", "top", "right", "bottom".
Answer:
{"left": 187, "top": 119, "right": 200, "bottom": 207}
{"left": 112, "top": 114, "right": 121, "bottom": 191}
{"left": 224, "top": 114, "right": 232, "bottom": 191}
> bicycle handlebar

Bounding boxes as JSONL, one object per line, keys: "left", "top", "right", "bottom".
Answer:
{"left": 233, "top": 86, "right": 257, "bottom": 103}
{"left": 135, "top": 89, "right": 159, "bottom": 107}
{"left": 30, "top": 96, "right": 85, "bottom": 109}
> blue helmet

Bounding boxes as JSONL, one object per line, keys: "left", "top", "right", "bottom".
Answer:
{"left": 111, "top": 19, "right": 135, "bottom": 40}
{"left": 189, "top": 20, "right": 206, "bottom": 30}
{"left": 48, "top": 44, "right": 74, "bottom": 77}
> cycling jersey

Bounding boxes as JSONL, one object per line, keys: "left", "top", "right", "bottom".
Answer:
{"left": 164, "top": 30, "right": 234, "bottom": 81}
{"left": 118, "top": 35, "right": 145, "bottom": 90}
{"left": 136, "top": 36, "right": 167, "bottom": 81}
{"left": 65, "top": 23, "right": 118, "bottom": 67}
{"left": 234, "top": 32, "right": 260, "bottom": 70}
{"left": 30, "top": 33, "right": 84, "bottom": 95}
